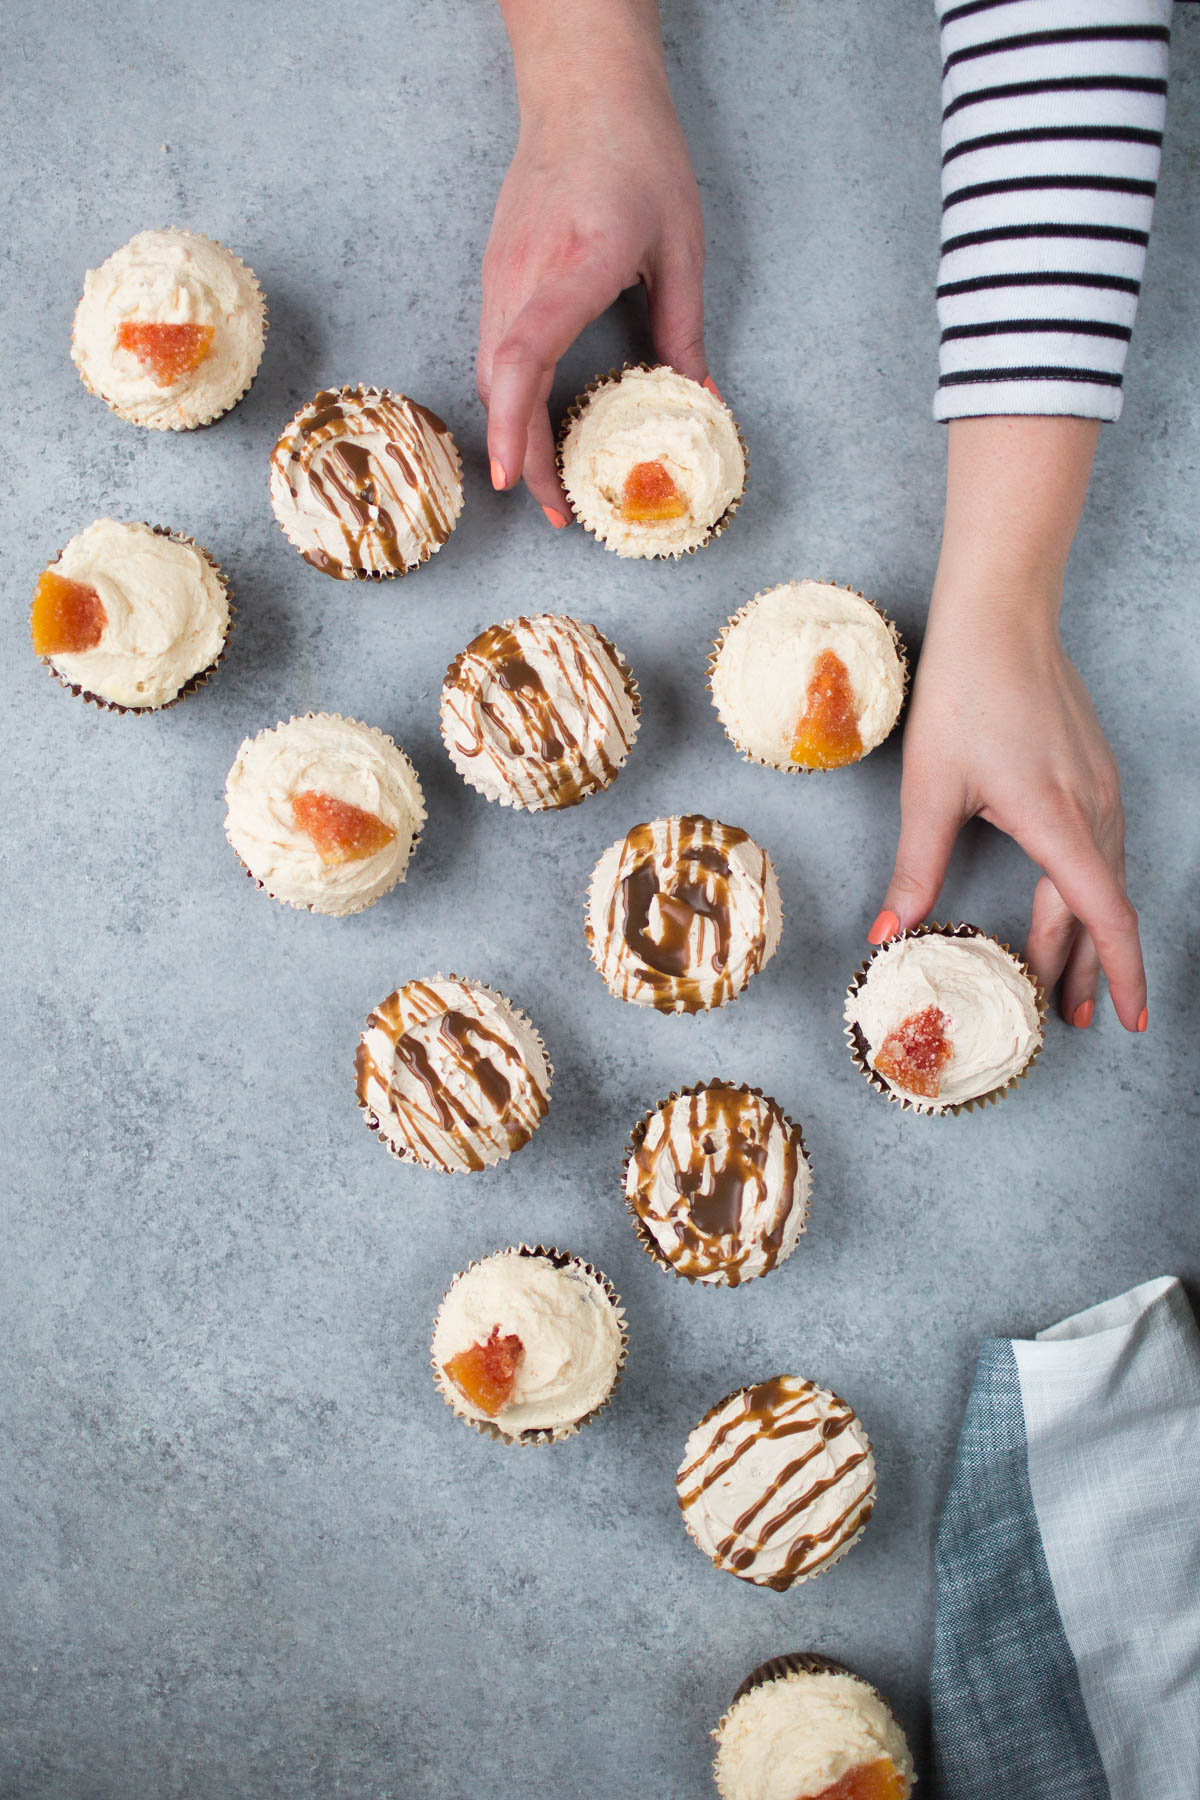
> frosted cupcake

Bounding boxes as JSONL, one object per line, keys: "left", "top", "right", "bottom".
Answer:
{"left": 710, "top": 581, "right": 907, "bottom": 772}
{"left": 624, "top": 1082, "right": 810, "bottom": 1285}
{"left": 559, "top": 365, "right": 745, "bottom": 558}
{"left": 224, "top": 714, "right": 424, "bottom": 916}
{"left": 71, "top": 229, "right": 265, "bottom": 429}
{"left": 845, "top": 926, "right": 1044, "bottom": 1114}
{"left": 713, "top": 1655, "right": 915, "bottom": 1800}
{"left": 31, "top": 519, "right": 230, "bottom": 711}
{"left": 440, "top": 614, "right": 640, "bottom": 810}
{"left": 677, "top": 1377, "right": 875, "bottom": 1589}
{"left": 431, "top": 1246, "right": 627, "bottom": 1444}
{"left": 355, "top": 977, "right": 551, "bottom": 1172}
{"left": 587, "top": 815, "right": 782, "bottom": 1013}
{"left": 269, "top": 385, "right": 463, "bottom": 579}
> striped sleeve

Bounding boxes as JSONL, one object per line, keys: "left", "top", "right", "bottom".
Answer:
{"left": 934, "top": 0, "right": 1172, "bottom": 423}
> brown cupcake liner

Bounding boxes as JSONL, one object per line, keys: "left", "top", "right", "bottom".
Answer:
{"left": 556, "top": 363, "right": 747, "bottom": 560}
{"left": 224, "top": 712, "right": 426, "bottom": 917}
{"left": 356, "top": 974, "right": 553, "bottom": 1172}
{"left": 844, "top": 922, "right": 1048, "bottom": 1116}
{"left": 35, "top": 524, "right": 234, "bottom": 714}
{"left": 621, "top": 1080, "right": 811, "bottom": 1286}
{"left": 707, "top": 580, "right": 910, "bottom": 776}
{"left": 713, "top": 1655, "right": 914, "bottom": 1799}
{"left": 430, "top": 1244, "right": 628, "bottom": 1445}
{"left": 439, "top": 614, "right": 642, "bottom": 813}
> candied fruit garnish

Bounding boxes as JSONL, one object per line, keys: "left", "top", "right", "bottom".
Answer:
{"left": 620, "top": 460, "right": 688, "bottom": 523}
{"left": 874, "top": 1005, "right": 953, "bottom": 1101}
{"left": 810, "top": 1758, "right": 907, "bottom": 1800}
{"left": 790, "top": 648, "right": 864, "bottom": 769}
{"left": 116, "top": 320, "right": 215, "bottom": 386}
{"left": 444, "top": 1326, "right": 524, "bottom": 1417}
{"left": 31, "top": 568, "right": 107, "bottom": 656}
{"left": 290, "top": 791, "right": 397, "bottom": 866}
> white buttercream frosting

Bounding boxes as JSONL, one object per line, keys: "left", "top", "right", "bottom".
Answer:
{"left": 714, "top": 1669, "right": 914, "bottom": 1800}
{"left": 71, "top": 229, "right": 264, "bottom": 429}
{"left": 561, "top": 365, "right": 744, "bottom": 558}
{"left": 711, "top": 581, "right": 906, "bottom": 770}
{"left": 224, "top": 714, "right": 424, "bottom": 916}
{"left": 846, "top": 932, "right": 1042, "bottom": 1112}
{"left": 43, "top": 518, "right": 229, "bottom": 709}
{"left": 432, "top": 1250, "right": 624, "bottom": 1435}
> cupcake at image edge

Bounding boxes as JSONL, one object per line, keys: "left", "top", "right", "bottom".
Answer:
{"left": 845, "top": 925, "right": 1045, "bottom": 1115}
{"left": 431, "top": 1246, "right": 627, "bottom": 1444}
{"left": 224, "top": 714, "right": 424, "bottom": 917}
{"left": 586, "top": 814, "right": 782, "bottom": 1014}
{"left": 624, "top": 1082, "right": 811, "bottom": 1286}
{"left": 677, "top": 1377, "right": 875, "bottom": 1590}
{"left": 270, "top": 385, "right": 463, "bottom": 579}
{"left": 440, "top": 613, "right": 640, "bottom": 810}
{"left": 31, "top": 518, "right": 231, "bottom": 711}
{"left": 713, "top": 1654, "right": 915, "bottom": 1800}
{"left": 709, "top": 580, "right": 907, "bottom": 772}
{"left": 355, "top": 976, "right": 551, "bottom": 1172}
{"left": 559, "top": 364, "right": 745, "bottom": 559}
{"left": 71, "top": 228, "right": 265, "bottom": 429}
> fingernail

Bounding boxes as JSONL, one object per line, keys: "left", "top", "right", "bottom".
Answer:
{"left": 702, "top": 375, "right": 723, "bottom": 403}
{"left": 1136, "top": 1007, "right": 1148, "bottom": 1033}
{"left": 1072, "top": 1001, "right": 1094, "bottom": 1030}
{"left": 868, "top": 909, "right": 901, "bottom": 947}
{"left": 542, "top": 506, "right": 568, "bottom": 530}
{"left": 490, "top": 458, "right": 507, "bottom": 491}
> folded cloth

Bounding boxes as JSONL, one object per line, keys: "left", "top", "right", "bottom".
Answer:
{"left": 931, "top": 1276, "right": 1200, "bottom": 1800}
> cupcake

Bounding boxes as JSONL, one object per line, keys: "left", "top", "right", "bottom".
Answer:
{"left": 713, "top": 1654, "right": 915, "bottom": 1800}
{"left": 624, "top": 1082, "right": 810, "bottom": 1285}
{"left": 677, "top": 1377, "right": 875, "bottom": 1589}
{"left": 845, "top": 925, "right": 1044, "bottom": 1115}
{"left": 269, "top": 385, "right": 463, "bottom": 579}
{"left": 440, "top": 613, "right": 640, "bottom": 811}
{"left": 709, "top": 581, "right": 907, "bottom": 772}
{"left": 355, "top": 976, "right": 551, "bottom": 1172}
{"left": 224, "top": 714, "right": 423, "bottom": 916}
{"left": 586, "top": 815, "right": 782, "bottom": 1013}
{"left": 71, "top": 229, "right": 265, "bottom": 429}
{"left": 431, "top": 1246, "right": 627, "bottom": 1444}
{"left": 559, "top": 365, "right": 745, "bottom": 559}
{"left": 31, "top": 519, "right": 231, "bottom": 711}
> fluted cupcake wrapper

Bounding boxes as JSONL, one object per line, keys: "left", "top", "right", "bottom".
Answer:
{"left": 706, "top": 580, "right": 910, "bottom": 775}
{"left": 556, "top": 362, "right": 748, "bottom": 560}
{"left": 430, "top": 1244, "right": 628, "bottom": 1445}
{"left": 621, "top": 1080, "right": 811, "bottom": 1287}
{"left": 713, "top": 1655, "right": 912, "bottom": 1800}
{"left": 844, "top": 922, "right": 1048, "bottom": 1116}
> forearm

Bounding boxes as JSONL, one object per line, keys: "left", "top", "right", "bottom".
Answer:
{"left": 498, "top": 0, "right": 668, "bottom": 119}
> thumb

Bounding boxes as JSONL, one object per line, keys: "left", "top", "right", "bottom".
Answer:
{"left": 646, "top": 246, "right": 708, "bottom": 386}
{"left": 871, "top": 790, "right": 962, "bottom": 943}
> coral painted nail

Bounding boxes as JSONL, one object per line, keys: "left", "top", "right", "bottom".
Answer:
{"left": 1137, "top": 1007, "right": 1148, "bottom": 1033}
{"left": 1073, "top": 1001, "right": 1094, "bottom": 1030}
{"left": 490, "top": 458, "right": 507, "bottom": 491}
{"left": 703, "top": 375, "right": 723, "bottom": 403}
{"left": 543, "top": 506, "right": 568, "bottom": 529}
{"left": 868, "top": 909, "right": 901, "bottom": 946}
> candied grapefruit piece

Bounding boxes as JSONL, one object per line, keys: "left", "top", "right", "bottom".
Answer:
{"left": 290, "top": 791, "right": 396, "bottom": 865}
{"left": 810, "top": 1758, "right": 907, "bottom": 1800}
{"left": 790, "top": 648, "right": 864, "bottom": 769}
{"left": 874, "top": 1005, "right": 953, "bottom": 1101}
{"left": 621, "top": 460, "right": 688, "bottom": 523}
{"left": 31, "top": 568, "right": 107, "bottom": 655}
{"left": 116, "top": 320, "right": 215, "bottom": 386}
{"left": 444, "top": 1326, "right": 524, "bottom": 1416}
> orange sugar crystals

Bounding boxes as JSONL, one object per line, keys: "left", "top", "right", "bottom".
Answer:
{"left": 790, "top": 647, "right": 864, "bottom": 770}
{"left": 31, "top": 568, "right": 107, "bottom": 656}
{"left": 621, "top": 459, "right": 688, "bottom": 523}
{"left": 290, "top": 790, "right": 397, "bottom": 866}
{"left": 807, "top": 1758, "right": 909, "bottom": 1800}
{"left": 873, "top": 1005, "right": 954, "bottom": 1101}
{"left": 444, "top": 1326, "right": 524, "bottom": 1418}
{"left": 116, "top": 320, "right": 215, "bottom": 386}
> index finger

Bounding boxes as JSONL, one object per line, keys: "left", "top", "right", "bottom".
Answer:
{"left": 486, "top": 272, "right": 620, "bottom": 490}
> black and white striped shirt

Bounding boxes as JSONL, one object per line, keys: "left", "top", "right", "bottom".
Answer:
{"left": 936, "top": 0, "right": 1171, "bottom": 421}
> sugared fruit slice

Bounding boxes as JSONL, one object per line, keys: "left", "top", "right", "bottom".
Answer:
{"left": 809, "top": 1758, "right": 908, "bottom": 1800}
{"left": 31, "top": 568, "right": 107, "bottom": 656}
{"left": 290, "top": 790, "right": 396, "bottom": 866}
{"left": 874, "top": 1005, "right": 953, "bottom": 1100}
{"left": 116, "top": 320, "right": 215, "bottom": 386}
{"left": 621, "top": 460, "right": 688, "bottom": 523}
{"left": 444, "top": 1326, "right": 524, "bottom": 1417}
{"left": 790, "top": 648, "right": 864, "bottom": 769}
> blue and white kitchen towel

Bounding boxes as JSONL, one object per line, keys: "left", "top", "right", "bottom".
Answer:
{"left": 931, "top": 1276, "right": 1200, "bottom": 1800}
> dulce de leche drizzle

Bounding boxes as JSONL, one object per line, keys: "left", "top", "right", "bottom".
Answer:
{"left": 676, "top": 1376, "right": 875, "bottom": 1590}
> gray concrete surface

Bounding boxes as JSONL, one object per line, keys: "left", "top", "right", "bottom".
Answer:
{"left": 1, "top": 3, "right": 1197, "bottom": 1796}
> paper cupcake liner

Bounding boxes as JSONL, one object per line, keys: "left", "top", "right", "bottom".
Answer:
{"left": 356, "top": 974, "right": 553, "bottom": 1172}
{"left": 621, "top": 1080, "right": 811, "bottom": 1286}
{"left": 844, "top": 922, "right": 1048, "bottom": 1117}
{"left": 430, "top": 1244, "right": 628, "bottom": 1445}
{"left": 439, "top": 616, "right": 641, "bottom": 812}
{"left": 556, "top": 363, "right": 747, "bottom": 560}
{"left": 706, "top": 581, "right": 910, "bottom": 776}
{"left": 35, "top": 525, "right": 234, "bottom": 715}
{"left": 225, "top": 712, "right": 426, "bottom": 917}
{"left": 713, "top": 1655, "right": 912, "bottom": 1799}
